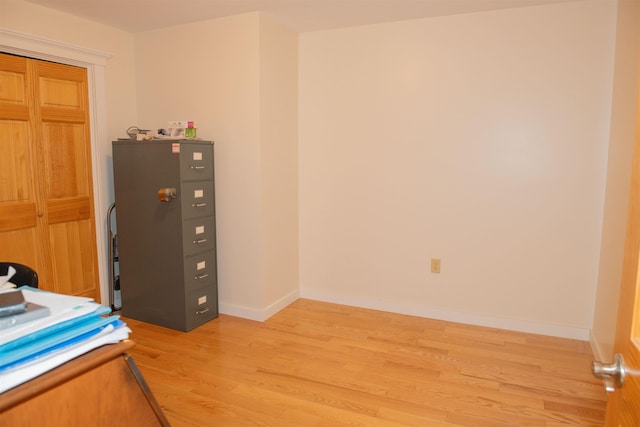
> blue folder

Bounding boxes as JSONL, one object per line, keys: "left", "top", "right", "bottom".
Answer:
{"left": 0, "top": 313, "right": 119, "bottom": 367}
{"left": 0, "top": 304, "right": 111, "bottom": 353}
{"left": 0, "top": 319, "right": 126, "bottom": 372}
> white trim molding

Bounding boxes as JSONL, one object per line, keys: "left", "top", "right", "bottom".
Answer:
{"left": 1, "top": 27, "right": 113, "bottom": 305}
{"left": 589, "top": 330, "right": 609, "bottom": 362}
{"left": 0, "top": 28, "right": 111, "bottom": 65}
{"left": 300, "top": 289, "right": 591, "bottom": 341}
{"left": 219, "top": 289, "right": 300, "bottom": 322}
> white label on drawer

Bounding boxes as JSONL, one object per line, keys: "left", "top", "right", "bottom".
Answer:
{"left": 172, "top": 143, "right": 180, "bottom": 153}
{"left": 195, "top": 225, "right": 205, "bottom": 235}
{"left": 194, "top": 189, "right": 204, "bottom": 198}
{"left": 197, "top": 260, "right": 206, "bottom": 270}
{"left": 193, "top": 152, "right": 203, "bottom": 161}
{"left": 198, "top": 295, "right": 207, "bottom": 305}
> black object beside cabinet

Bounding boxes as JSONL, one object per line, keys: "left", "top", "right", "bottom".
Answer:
{"left": 112, "top": 139, "right": 218, "bottom": 331}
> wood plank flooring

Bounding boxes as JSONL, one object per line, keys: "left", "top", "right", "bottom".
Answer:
{"left": 124, "top": 299, "right": 607, "bottom": 426}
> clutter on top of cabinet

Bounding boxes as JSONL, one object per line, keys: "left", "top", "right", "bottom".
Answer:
{"left": 125, "top": 126, "right": 152, "bottom": 141}
{"left": 120, "top": 122, "right": 200, "bottom": 141}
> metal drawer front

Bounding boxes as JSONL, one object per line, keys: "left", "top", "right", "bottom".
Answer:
{"left": 181, "top": 180, "right": 215, "bottom": 219}
{"left": 182, "top": 217, "right": 216, "bottom": 256}
{"left": 183, "top": 250, "right": 217, "bottom": 289}
{"left": 185, "top": 287, "right": 218, "bottom": 329}
{"left": 180, "top": 144, "right": 213, "bottom": 181}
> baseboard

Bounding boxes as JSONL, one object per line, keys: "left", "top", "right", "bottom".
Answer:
{"left": 300, "top": 289, "right": 591, "bottom": 341}
{"left": 589, "top": 330, "right": 608, "bottom": 361}
{"left": 219, "top": 288, "right": 300, "bottom": 322}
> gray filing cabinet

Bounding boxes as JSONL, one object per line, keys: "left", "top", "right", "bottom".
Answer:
{"left": 112, "top": 139, "right": 218, "bottom": 331}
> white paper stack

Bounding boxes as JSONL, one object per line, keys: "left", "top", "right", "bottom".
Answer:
{"left": 0, "top": 287, "right": 130, "bottom": 393}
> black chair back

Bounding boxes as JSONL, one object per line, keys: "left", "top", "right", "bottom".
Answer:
{"left": 0, "top": 262, "right": 39, "bottom": 288}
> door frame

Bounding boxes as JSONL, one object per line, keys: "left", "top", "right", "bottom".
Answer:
{"left": 0, "top": 28, "right": 112, "bottom": 302}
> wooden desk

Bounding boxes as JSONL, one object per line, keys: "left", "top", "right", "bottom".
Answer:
{"left": 0, "top": 340, "right": 170, "bottom": 426}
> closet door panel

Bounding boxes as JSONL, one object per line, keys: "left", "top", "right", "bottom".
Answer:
{"left": 47, "top": 197, "right": 91, "bottom": 224}
{"left": 0, "top": 120, "right": 37, "bottom": 231}
{"left": 0, "top": 228, "right": 39, "bottom": 270}
{"left": 0, "top": 55, "right": 40, "bottom": 268}
{"left": 0, "top": 121, "right": 32, "bottom": 198}
{"left": 42, "top": 123, "right": 91, "bottom": 198}
{"left": 0, "top": 56, "right": 28, "bottom": 105}
{"left": 0, "top": 203, "right": 36, "bottom": 232}
{"left": 32, "top": 59, "right": 98, "bottom": 299}
{"left": 36, "top": 61, "right": 86, "bottom": 112}
{"left": 48, "top": 219, "right": 98, "bottom": 297}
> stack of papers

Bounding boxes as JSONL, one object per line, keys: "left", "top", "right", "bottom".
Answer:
{"left": 0, "top": 287, "right": 130, "bottom": 393}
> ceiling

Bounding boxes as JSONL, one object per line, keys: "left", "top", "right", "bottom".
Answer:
{"left": 23, "top": 0, "right": 578, "bottom": 33}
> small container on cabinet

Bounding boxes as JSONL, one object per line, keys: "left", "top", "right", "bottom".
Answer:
{"left": 112, "top": 139, "right": 218, "bottom": 331}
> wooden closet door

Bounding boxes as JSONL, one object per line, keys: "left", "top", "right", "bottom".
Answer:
{"left": 0, "top": 53, "right": 100, "bottom": 301}
{"left": 0, "top": 54, "right": 40, "bottom": 276}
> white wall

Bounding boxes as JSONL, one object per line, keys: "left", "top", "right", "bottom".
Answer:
{"left": 135, "top": 13, "right": 299, "bottom": 320}
{"left": 591, "top": 0, "right": 640, "bottom": 360}
{"left": 259, "top": 16, "right": 300, "bottom": 312}
{"left": 299, "top": 1, "right": 617, "bottom": 339}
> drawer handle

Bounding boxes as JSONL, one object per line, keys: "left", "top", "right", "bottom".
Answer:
{"left": 190, "top": 165, "right": 206, "bottom": 170}
{"left": 196, "top": 307, "right": 210, "bottom": 315}
{"left": 192, "top": 202, "right": 207, "bottom": 208}
{"left": 193, "top": 238, "right": 208, "bottom": 245}
{"left": 194, "top": 273, "right": 209, "bottom": 280}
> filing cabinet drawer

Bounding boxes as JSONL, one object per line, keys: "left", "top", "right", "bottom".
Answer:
{"left": 181, "top": 180, "right": 215, "bottom": 219}
{"left": 180, "top": 143, "right": 213, "bottom": 181}
{"left": 185, "top": 286, "right": 218, "bottom": 329}
{"left": 182, "top": 217, "right": 216, "bottom": 256}
{"left": 183, "top": 250, "right": 217, "bottom": 289}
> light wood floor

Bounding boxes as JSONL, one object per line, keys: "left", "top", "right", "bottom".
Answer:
{"left": 124, "top": 299, "right": 607, "bottom": 426}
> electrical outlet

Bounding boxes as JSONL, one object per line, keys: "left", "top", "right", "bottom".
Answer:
{"left": 431, "top": 258, "right": 441, "bottom": 274}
